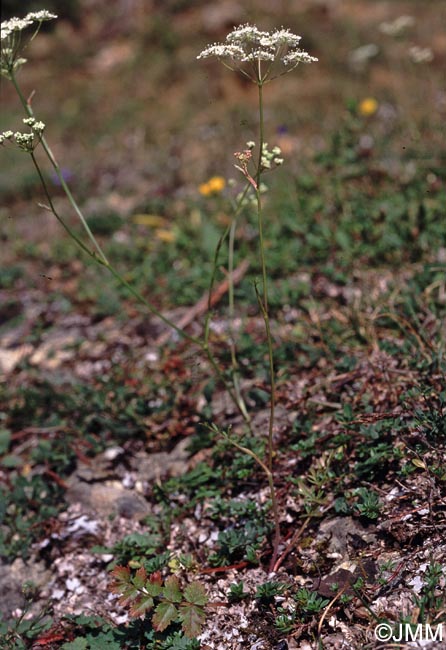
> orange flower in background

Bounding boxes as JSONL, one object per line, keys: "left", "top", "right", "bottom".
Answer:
{"left": 199, "top": 175, "right": 226, "bottom": 196}
{"left": 359, "top": 97, "right": 378, "bottom": 116}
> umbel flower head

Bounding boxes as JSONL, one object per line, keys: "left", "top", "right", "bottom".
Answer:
{"left": 1, "top": 10, "right": 57, "bottom": 79}
{"left": 197, "top": 24, "right": 317, "bottom": 83}
{"left": 0, "top": 117, "right": 46, "bottom": 153}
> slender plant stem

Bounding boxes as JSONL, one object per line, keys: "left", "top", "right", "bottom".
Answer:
{"left": 30, "top": 153, "right": 198, "bottom": 343}
{"left": 203, "top": 182, "right": 252, "bottom": 426}
{"left": 29, "top": 148, "right": 246, "bottom": 419}
{"left": 255, "top": 80, "right": 276, "bottom": 475}
{"left": 228, "top": 217, "right": 251, "bottom": 424}
{"left": 10, "top": 73, "right": 254, "bottom": 422}
{"left": 11, "top": 72, "right": 109, "bottom": 266}
{"left": 219, "top": 429, "right": 281, "bottom": 571}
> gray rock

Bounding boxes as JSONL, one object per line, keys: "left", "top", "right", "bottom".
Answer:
{"left": 65, "top": 480, "right": 151, "bottom": 520}
{"left": 0, "top": 558, "right": 52, "bottom": 618}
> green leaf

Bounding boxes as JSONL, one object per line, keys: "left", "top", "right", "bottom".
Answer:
{"left": 179, "top": 603, "right": 206, "bottom": 638}
{"left": 0, "top": 429, "right": 11, "bottom": 455}
{"left": 183, "top": 582, "right": 208, "bottom": 607}
{"left": 61, "top": 639, "right": 88, "bottom": 650}
{"left": 129, "top": 593, "right": 154, "bottom": 617}
{"left": 162, "top": 575, "right": 183, "bottom": 603}
{"left": 132, "top": 566, "right": 147, "bottom": 589}
{"left": 118, "top": 583, "right": 139, "bottom": 606}
{"left": 152, "top": 601, "right": 179, "bottom": 632}
{"left": 86, "top": 630, "right": 122, "bottom": 649}
{"left": 145, "top": 580, "right": 163, "bottom": 598}
{"left": 161, "top": 633, "right": 201, "bottom": 649}
{"left": 109, "top": 565, "right": 130, "bottom": 589}
{"left": 1, "top": 454, "right": 23, "bottom": 468}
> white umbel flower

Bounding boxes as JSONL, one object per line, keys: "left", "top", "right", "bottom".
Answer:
{"left": 25, "top": 11, "right": 58, "bottom": 22}
{"left": 197, "top": 23, "right": 317, "bottom": 83}
{"left": 282, "top": 50, "right": 318, "bottom": 66}
{"left": 1, "top": 10, "right": 57, "bottom": 79}
{"left": 197, "top": 44, "right": 245, "bottom": 60}
{"left": 379, "top": 15, "right": 415, "bottom": 37}
{"left": 0, "top": 117, "right": 46, "bottom": 152}
{"left": 409, "top": 46, "right": 434, "bottom": 63}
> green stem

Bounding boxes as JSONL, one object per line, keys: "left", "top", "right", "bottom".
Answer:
{"left": 30, "top": 154, "right": 93, "bottom": 258}
{"left": 256, "top": 80, "right": 276, "bottom": 475}
{"left": 30, "top": 145, "right": 247, "bottom": 420}
{"left": 228, "top": 217, "right": 251, "bottom": 424}
{"left": 221, "top": 431, "right": 281, "bottom": 571}
{"left": 203, "top": 182, "right": 252, "bottom": 426}
{"left": 11, "top": 73, "right": 109, "bottom": 266}
{"left": 30, "top": 153, "right": 200, "bottom": 344}
{"left": 12, "top": 72, "right": 253, "bottom": 418}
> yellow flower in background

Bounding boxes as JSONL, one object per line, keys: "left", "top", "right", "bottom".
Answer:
{"left": 155, "top": 228, "right": 176, "bottom": 243}
{"left": 359, "top": 97, "right": 378, "bottom": 116}
{"left": 199, "top": 175, "right": 226, "bottom": 196}
{"left": 198, "top": 182, "right": 211, "bottom": 196}
{"left": 208, "top": 176, "right": 226, "bottom": 192}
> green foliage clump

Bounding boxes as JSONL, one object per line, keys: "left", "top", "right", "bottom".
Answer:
{"left": 110, "top": 567, "right": 208, "bottom": 639}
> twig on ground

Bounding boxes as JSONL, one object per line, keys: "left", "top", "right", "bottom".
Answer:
{"left": 155, "top": 259, "right": 250, "bottom": 346}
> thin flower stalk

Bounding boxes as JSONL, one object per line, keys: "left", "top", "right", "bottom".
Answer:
{"left": 10, "top": 73, "right": 109, "bottom": 267}
{"left": 209, "top": 423, "right": 281, "bottom": 571}
{"left": 28, "top": 147, "right": 246, "bottom": 418}
{"left": 204, "top": 181, "right": 252, "bottom": 427}
{"left": 198, "top": 23, "right": 318, "bottom": 570}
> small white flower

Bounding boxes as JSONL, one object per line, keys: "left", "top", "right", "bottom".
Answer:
{"left": 282, "top": 50, "right": 318, "bottom": 65}
{"left": 259, "top": 142, "right": 286, "bottom": 171}
{"left": 1, "top": 11, "right": 57, "bottom": 37}
{"left": 1, "top": 17, "right": 34, "bottom": 34}
{"left": 0, "top": 124, "right": 44, "bottom": 152}
{"left": 226, "top": 24, "right": 269, "bottom": 45}
{"left": 32, "top": 121, "right": 46, "bottom": 133}
{"left": 348, "top": 43, "right": 379, "bottom": 71}
{"left": 261, "top": 29, "right": 302, "bottom": 48}
{"left": 379, "top": 15, "right": 415, "bottom": 37}
{"left": 409, "top": 45, "right": 434, "bottom": 63}
{"left": 24, "top": 10, "right": 58, "bottom": 22}
{"left": 14, "top": 131, "right": 35, "bottom": 152}
{"left": 241, "top": 49, "right": 275, "bottom": 63}
{"left": 197, "top": 44, "right": 245, "bottom": 60}
{"left": 23, "top": 117, "right": 36, "bottom": 126}
{"left": 246, "top": 141, "right": 256, "bottom": 149}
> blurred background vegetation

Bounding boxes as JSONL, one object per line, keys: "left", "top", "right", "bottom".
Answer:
{"left": 1, "top": 0, "right": 445, "bottom": 311}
